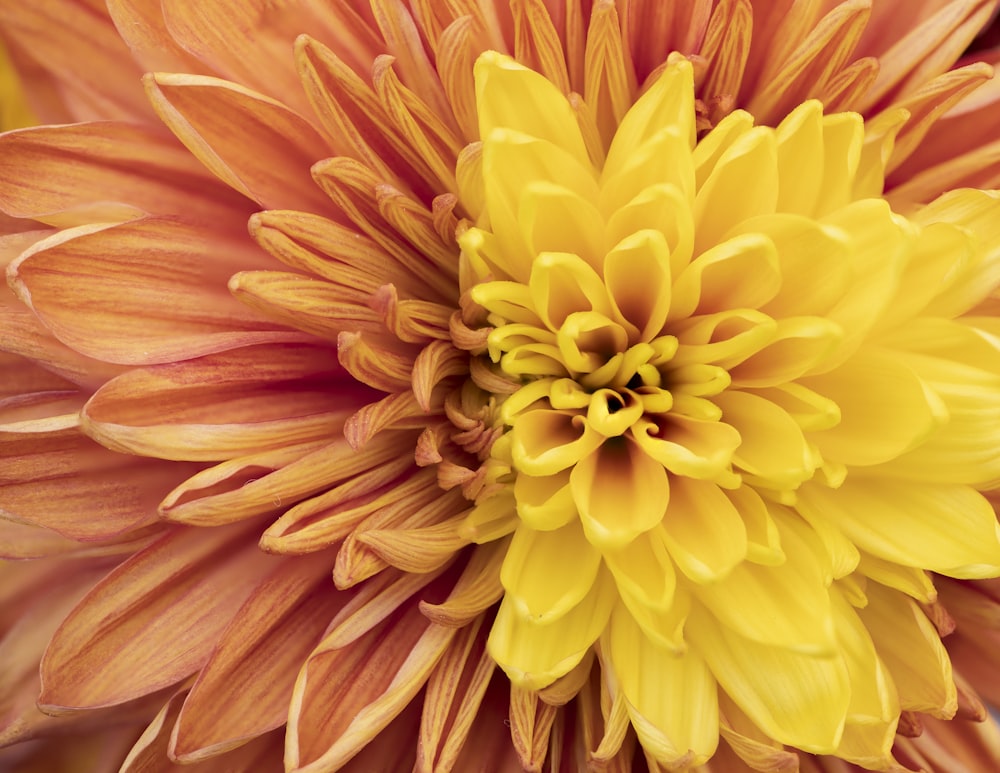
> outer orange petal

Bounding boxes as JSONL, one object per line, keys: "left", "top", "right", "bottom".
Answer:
{"left": 0, "top": 423, "right": 199, "bottom": 541}
{"left": 120, "top": 690, "right": 284, "bottom": 773}
{"left": 81, "top": 343, "right": 369, "bottom": 461}
{"left": 0, "top": 123, "right": 254, "bottom": 229}
{"left": 144, "top": 73, "right": 333, "bottom": 212}
{"left": 39, "top": 523, "right": 276, "bottom": 711}
{"left": 171, "top": 550, "right": 345, "bottom": 761}
{"left": 161, "top": 0, "right": 380, "bottom": 115}
{"left": 286, "top": 571, "right": 458, "bottom": 772}
{"left": 7, "top": 217, "right": 298, "bottom": 366}
{"left": 0, "top": 1, "right": 149, "bottom": 122}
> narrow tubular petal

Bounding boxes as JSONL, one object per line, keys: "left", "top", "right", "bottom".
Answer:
{"left": 159, "top": 431, "right": 412, "bottom": 526}
{"left": 508, "top": 684, "right": 559, "bottom": 770}
{"left": 416, "top": 615, "right": 495, "bottom": 773}
{"left": 39, "top": 522, "right": 275, "bottom": 710}
{"left": 286, "top": 579, "right": 457, "bottom": 772}
{"left": 145, "top": 73, "right": 332, "bottom": 212}
{"left": 688, "top": 604, "right": 850, "bottom": 755}
{"left": 606, "top": 606, "right": 719, "bottom": 767}
{"left": 7, "top": 218, "right": 293, "bottom": 365}
{"left": 172, "top": 551, "right": 345, "bottom": 761}
{"left": 82, "top": 343, "right": 365, "bottom": 461}
{"left": 569, "top": 437, "right": 669, "bottom": 548}
{"left": 797, "top": 477, "right": 1000, "bottom": 578}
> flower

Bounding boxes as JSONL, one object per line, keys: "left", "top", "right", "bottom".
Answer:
{"left": 4, "top": 1, "right": 1000, "bottom": 771}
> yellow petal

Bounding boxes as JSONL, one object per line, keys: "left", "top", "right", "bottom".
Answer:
{"left": 488, "top": 566, "right": 616, "bottom": 690}
{"left": 797, "top": 477, "right": 1000, "bottom": 579}
{"left": 570, "top": 437, "right": 669, "bottom": 548}
{"left": 500, "top": 521, "right": 602, "bottom": 623}
{"left": 661, "top": 477, "right": 747, "bottom": 584}
{"left": 509, "top": 409, "right": 604, "bottom": 477}
{"left": 605, "top": 605, "right": 719, "bottom": 767}
{"left": 856, "top": 583, "right": 956, "bottom": 719}
{"left": 804, "top": 347, "right": 945, "bottom": 467}
{"left": 688, "top": 604, "right": 850, "bottom": 755}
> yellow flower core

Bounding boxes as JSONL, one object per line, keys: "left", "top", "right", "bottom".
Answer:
{"left": 453, "top": 52, "right": 1000, "bottom": 767}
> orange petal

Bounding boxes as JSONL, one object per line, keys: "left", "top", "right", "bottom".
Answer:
{"left": 416, "top": 615, "right": 495, "bottom": 772}
{"left": 160, "top": 431, "right": 413, "bottom": 526}
{"left": 172, "top": 550, "right": 345, "bottom": 761}
{"left": 145, "top": 73, "right": 332, "bottom": 212}
{"left": 0, "top": 1, "right": 149, "bottom": 122}
{"left": 106, "top": 0, "right": 213, "bottom": 74}
{"left": 39, "top": 522, "right": 276, "bottom": 710}
{"left": 261, "top": 463, "right": 435, "bottom": 556}
{"left": 82, "top": 343, "right": 365, "bottom": 462}
{"left": 7, "top": 217, "right": 299, "bottom": 366}
{"left": 286, "top": 574, "right": 458, "bottom": 772}
{"left": 0, "top": 122, "right": 252, "bottom": 228}
{"left": 121, "top": 690, "right": 284, "bottom": 773}
{"left": 0, "top": 425, "right": 199, "bottom": 541}
{"left": 160, "top": 0, "right": 378, "bottom": 115}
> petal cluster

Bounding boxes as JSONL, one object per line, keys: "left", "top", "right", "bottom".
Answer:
{"left": 460, "top": 52, "right": 1000, "bottom": 768}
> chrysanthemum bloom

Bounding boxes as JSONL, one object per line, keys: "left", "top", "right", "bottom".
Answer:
{"left": 6, "top": 1, "right": 1000, "bottom": 771}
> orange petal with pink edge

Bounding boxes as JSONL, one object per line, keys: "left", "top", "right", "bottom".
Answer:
{"left": 39, "top": 522, "right": 276, "bottom": 711}
{"left": 286, "top": 572, "right": 459, "bottom": 772}
{"left": 0, "top": 122, "right": 252, "bottom": 229}
{"left": 0, "top": 2, "right": 149, "bottom": 122}
{"left": 7, "top": 217, "right": 300, "bottom": 366}
{"left": 145, "top": 73, "right": 332, "bottom": 212}
{"left": 171, "top": 550, "right": 345, "bottom": 762}
{"left": 0, "top": 424, "right": 199, "bottom": 541}
{"left": 82, "top": 343, "right": 369, "bottom": 462}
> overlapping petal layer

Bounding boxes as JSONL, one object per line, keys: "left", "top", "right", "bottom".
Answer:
{"left": 4, "top": 2, "right": 1000, "bottom": 773}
